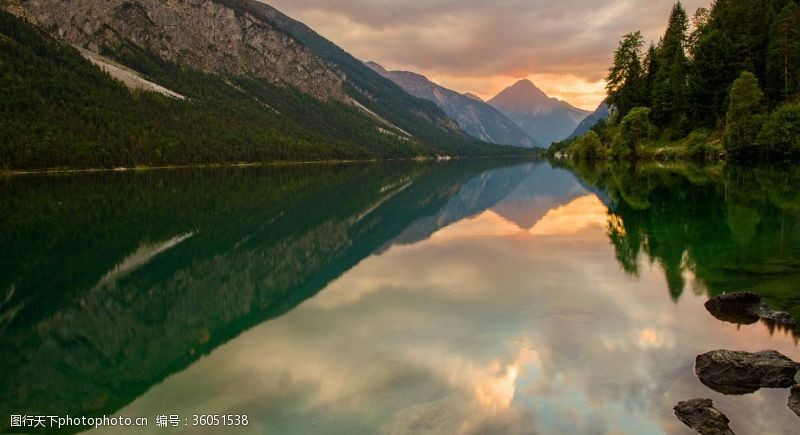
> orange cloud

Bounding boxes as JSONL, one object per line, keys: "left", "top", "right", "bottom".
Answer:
{"left": 266, "top": 0, "right": 710, "bottom": 110}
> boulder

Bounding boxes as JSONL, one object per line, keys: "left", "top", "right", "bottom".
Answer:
{"left": 704, "top": 292, "right": 798, "bottom": 329}
{"left": 790, "top": 385, "right": 800, "bottom": 418}
{"left": 673, "top": 398, "right": 735, "bottom": 435}
{"left": 695, "top": 350, "right": 800, "bottom": 395}
{"left": 704, "top": 292, "right": 762, "bottom": 324}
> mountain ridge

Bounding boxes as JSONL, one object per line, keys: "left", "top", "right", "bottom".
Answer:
{"left": 366, "top": 61, "right": 540, "bottom": 148}
{"left": 463, "top": 92, "right": 484, "bottom": 102}
{"left": 568, "top": 101, "right": 611, "bottom": 140}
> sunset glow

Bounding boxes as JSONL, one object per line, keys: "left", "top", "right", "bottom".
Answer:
{"left": 267, "top": 0, "right": 709, "bottom": 110}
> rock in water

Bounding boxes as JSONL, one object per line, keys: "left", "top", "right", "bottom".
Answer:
{"left": 674, "top": 398, "right": 735, "bottom": 435}
{"left": 704, "top": 292, "right": 798, "bottom": 328}
{"left": 790, "top": 385, "right": 800, "bottom": 418}
{"left": 704, "top": 292, "right": 762, "bottom": 324}
{"left": 695, "top": 350, "right": 800, "bottom": 395}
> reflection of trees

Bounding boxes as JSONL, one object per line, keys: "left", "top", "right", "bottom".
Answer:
{"left": 0, "top": 161, "right": 519, "bottom": 433}
{"left": 570, "top": 162, "right": 800, "bottom": 315}
{"left": 608, "top": 213, "right": 643, "bottom": 277}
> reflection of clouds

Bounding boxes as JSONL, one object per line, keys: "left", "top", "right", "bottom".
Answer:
{"left": 599, "top": 327, "right": 676, "bottom": 352}
{"left": 473, "top": 348, "right": 539, "bottom": 414}
{"left": 637, "top": 328, "right": 674, "bottom": 350}
{"left": 474, "top": 361, "right": 518, "bottom": 413}
{"left": 98, "top": 188, "right": 800, "bottom": 435}
{"left": 378, "top": 391, "right": 537, "bottom": 435}
{"left": 529, "top": 195, "right": 608, "bottom": 236}
{"left": 314, "top": 195, "right": 609, "bottom": 310}
{"left": 430, "top": 210, "right": 521, "bottom": 239}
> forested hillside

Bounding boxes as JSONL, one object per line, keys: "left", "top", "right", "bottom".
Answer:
{"left": 557, "top": 0, "right": 800, "bottom": 162}
{"left": 0, "top": 9, "right": 524, "bottom": 171}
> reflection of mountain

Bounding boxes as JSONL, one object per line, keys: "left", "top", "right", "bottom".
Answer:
{"left": 568, "top": 162, "right": 800, "bottom": 322}
{"left": 385, "top": 162, "right": 594, "bottom": 249}
{"left": 0, "top": 161, "right": 520, "bottom": 433}
{"left": 491, "top": 165, "right": 590, "bottom": 230}
{"left": 386, "top": 164, "right": 534, "bottom": 247}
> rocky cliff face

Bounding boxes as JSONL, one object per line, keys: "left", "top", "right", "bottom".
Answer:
{"left": 4, "top": 0, "right": 346, "bottom": 101}
{"left": 367, "top": 62, "right": 539, "bottom": 148}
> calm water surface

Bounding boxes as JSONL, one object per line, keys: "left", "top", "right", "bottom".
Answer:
{"left": 2, "top": 161, "right": 799, "bottom": 434}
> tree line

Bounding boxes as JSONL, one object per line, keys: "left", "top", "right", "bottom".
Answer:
{"left": 558, "top": 0, "right": 800, "bottom": 162}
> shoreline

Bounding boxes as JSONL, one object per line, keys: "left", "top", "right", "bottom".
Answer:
{"left": 0, "top": 154, "right": 540, "bottom": 177}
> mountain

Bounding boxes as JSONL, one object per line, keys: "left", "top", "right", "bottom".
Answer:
{"left": 567, "top": 101, "right": 611, "bottom": 140}
{"left": 366, "top": 62, "right": 540, "bottom": 148}
{"left": 0, "top": 1, "right": 526, "bottom": 170}
{"left": 488, "top": 79, "right": 591, "bottom": 146}
{"left": 463, "top": 92, "right": 484, "bottom": 102}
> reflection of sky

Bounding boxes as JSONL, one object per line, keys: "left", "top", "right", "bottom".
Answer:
{"left": 95, "top": 171, "right": 799, "bottom": 435}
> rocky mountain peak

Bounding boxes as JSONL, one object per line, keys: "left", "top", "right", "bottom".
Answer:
{"left": 5, "top": 0, "right": 347, "bottom": 101}
{"left": 490, "top": 79, "right": 551, "bottom": 107}
{"left": 488, "top": 79, "right": 591, "bottom": 145}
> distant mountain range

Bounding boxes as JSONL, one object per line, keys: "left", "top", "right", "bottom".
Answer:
{"left": 1, "top": 0, "right": 528, "bottom": 170}
{"left": 488, "top": 79, "right": 591, "bottom": 146}
{"left": 366, "top": 62, "right": 540, "bottom": 148}
{"left": 567, "top": 101, "right": 611, "bottom": 140}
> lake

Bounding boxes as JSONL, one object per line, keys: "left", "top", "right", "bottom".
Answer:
{"left": 1, "top": 160, "right": 799, "bottom": 434}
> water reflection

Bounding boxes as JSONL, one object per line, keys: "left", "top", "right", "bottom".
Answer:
{"left": 96, "top": 189, "right": 797, "bottom": 435}
{"left": 2, "top": 161, "right": 799, "bottom": 434}
{"left": 0, "top": 161, "right": 521, "bottom": 432}
{"left": 567, "top": 161, "right": 800, "bottom": 323}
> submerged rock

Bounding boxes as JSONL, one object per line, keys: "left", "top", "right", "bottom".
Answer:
{"left": 695, "top": 350, "right": 800, "bottom": 395}
{"left": 673, "top": 398, "right": 735, "bottom": 435}
{"left": 790, "top": 385, "right": 800, "bottom": 418}
{"left": 704, "top": 292, "right": 798, "bottom": 328}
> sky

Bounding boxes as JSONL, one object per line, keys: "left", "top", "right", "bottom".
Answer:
{"left": 266, "top": 0, "right": 709, "bottom": 110}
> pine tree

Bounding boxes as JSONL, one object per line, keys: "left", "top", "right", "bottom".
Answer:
{"left": 651, "top": 2, "right": 690, "bottom": 131}
{"left": 687, "top": 7, "right": 710, "bottom": 49}
{"left": 765, "top": 2, "right": 800, "bottom": 103}
{"left": 606, "top": 31, "right": 647, "bottom": 118}
{"left": 643, "top": 43, "right": 658, "bottom": 106}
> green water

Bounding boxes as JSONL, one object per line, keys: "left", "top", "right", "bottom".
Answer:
{"left": 1, "top": 161, "right": 799, "bottom": 434}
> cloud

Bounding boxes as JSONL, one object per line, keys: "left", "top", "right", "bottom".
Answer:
{"left": 265, "top": 0, "right": 709, "bottom": 109}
